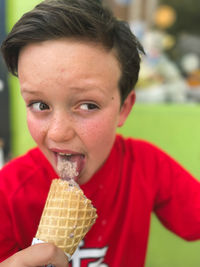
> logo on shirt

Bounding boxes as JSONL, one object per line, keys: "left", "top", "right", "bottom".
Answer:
{"left": 71, "top": 240, "right": 109, "bottom": 267}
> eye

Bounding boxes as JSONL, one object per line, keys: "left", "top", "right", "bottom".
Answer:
{"left": 79, "top": 103, "right": 99, "bottom": 111}
{"left": 28, "top": 101, "right": 49, "bottom": 111}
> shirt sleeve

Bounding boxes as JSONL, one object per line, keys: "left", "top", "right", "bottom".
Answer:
{"left": 153, "top": 147, "right": 200, "bottom": 241}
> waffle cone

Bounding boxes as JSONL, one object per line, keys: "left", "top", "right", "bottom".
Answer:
{"left": 35, "top": 179, "right": 97, "bottom": 257}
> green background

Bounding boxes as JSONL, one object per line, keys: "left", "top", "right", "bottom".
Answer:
{"left": 6, "top": 0, "right": 200, "bottom": 265}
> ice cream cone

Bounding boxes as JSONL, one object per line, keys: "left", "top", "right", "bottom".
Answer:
{"left": 34, "top": 179, "right": 97, "bottom": 258}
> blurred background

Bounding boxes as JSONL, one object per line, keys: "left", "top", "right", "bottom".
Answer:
{"left": 0, "top": 0, "right": 200, "bottom": 265}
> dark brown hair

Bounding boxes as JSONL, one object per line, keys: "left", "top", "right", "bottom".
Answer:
{"left": 1, "top": 0, "right": 144, "bottom": 102}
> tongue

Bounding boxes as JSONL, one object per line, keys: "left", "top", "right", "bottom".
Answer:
{"left": 57, "top": 154, "right": 84, "bottom": 181}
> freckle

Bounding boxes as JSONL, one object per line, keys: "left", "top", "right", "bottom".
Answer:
{"left": 111, "top": 97, "right": 114, "bottom": 100}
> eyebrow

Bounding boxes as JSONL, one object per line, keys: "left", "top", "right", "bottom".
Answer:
{"left": 21, "top": 89, "right": 46, "bottom": 97}
{"left": 21, "top": 84, "right": 108, "bottom": 96}
{"left": 70, "top": 86, "right": 106, "bottom": 94}
{"left": 21, "top": 89, "right": 38, "bottom": 94}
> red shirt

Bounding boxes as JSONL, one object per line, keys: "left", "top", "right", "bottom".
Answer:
{"left": 1, "top": 135, "right": 200, "bottom": 266}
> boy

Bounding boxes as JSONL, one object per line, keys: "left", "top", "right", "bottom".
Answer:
{"left": 1, "top": 0, "right": 200, "bottom": 266}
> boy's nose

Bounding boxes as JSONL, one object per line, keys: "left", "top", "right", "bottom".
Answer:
{"left": 47, "top": 115, "right": 75, "bottom": 143}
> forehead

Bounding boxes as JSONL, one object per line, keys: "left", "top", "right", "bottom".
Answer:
{"left": 18, "top": 38, "right": 121, "bottom": 76}
{"left": 18, "top": 38, "right": 121, "bottom": 93}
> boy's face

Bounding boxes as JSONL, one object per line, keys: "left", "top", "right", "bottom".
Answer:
{"left": 18, "top": 39, "right": 135, "bottom": 184}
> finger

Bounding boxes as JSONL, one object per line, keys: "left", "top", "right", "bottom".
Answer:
{"left": 14, "top": 243, "right": 68, "bottom": 267}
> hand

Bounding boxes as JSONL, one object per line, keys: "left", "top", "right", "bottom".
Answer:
{"left": 0, "top": 243, "right": 69, "bottom": 267}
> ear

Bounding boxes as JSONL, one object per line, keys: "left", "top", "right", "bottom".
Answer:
{"left": 118, "top": 90, "right": 136, "bottom": 127}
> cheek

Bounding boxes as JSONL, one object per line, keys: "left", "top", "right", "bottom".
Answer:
{"left": 27, "top": 116, "right": 46, "bottom": 145}
{"left": 80, "top": 114, "right": 118, "bottom": 153}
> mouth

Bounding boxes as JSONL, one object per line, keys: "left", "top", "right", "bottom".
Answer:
{"left": 55, "top": 152, "right": 85, "bottom": 181}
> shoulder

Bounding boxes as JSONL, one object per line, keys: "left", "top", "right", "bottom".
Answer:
{"left": 1, "top": 147, "right": 45, "bottom": 175}
{"left": 115, "top": 134, "right": 165, "bottom": 157}
{"left": 115, "top": 134, "right": 178, "bottom": 176}
{"left": 0, "top": 147, "right": 54, "bottom": 195}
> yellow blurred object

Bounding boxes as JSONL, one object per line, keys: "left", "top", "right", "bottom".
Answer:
{"left": 187, "top": 70, "right": 200, "bottom": 87}
{"left": 0, "top": 139, "right": 3, "bottom": 148}
{"left": 154, "top": 5, "right": 176, "bottom": 29}
{"left": 163, "top": 34, "right": 175, "bottom": 50}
